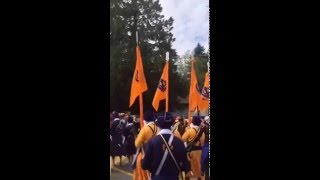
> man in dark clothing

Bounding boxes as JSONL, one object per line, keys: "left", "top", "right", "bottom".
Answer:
{"left": 123, "top": 116, "right": 136, "bottom": 162}
{"left": 142, "top": 113, "right": 192, "bottom": 180}
{"left": 172, "top": 116, "right": 186, "bottom": 139}
{"left": 200, "top": 116, "right": 210, "bottom": 179}
{"left": 110, "top": 111, "right": 125, "bottom": 166}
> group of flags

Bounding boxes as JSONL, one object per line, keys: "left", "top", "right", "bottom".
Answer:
{"left": 189, "top": 60, "right": 210, "bottom": 114}
{"left": 129, "top": 44, "right": 209, "bottom": 128}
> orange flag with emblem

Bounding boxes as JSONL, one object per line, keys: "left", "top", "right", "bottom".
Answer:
{"left": 129, "top": 46, "right": 148, "bottom": 107}
{"left": 198, "top": 72, "right": 209, "bottom": 112}
{"left": 152, "top": 61, "right": 169, "bottom": 112}
{"left": 189, "top": 60, "right": 202, "bottom": 113}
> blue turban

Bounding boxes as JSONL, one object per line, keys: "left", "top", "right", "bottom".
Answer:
{"left": 155, "top": 113, "right": 174, "bottom": 129}
{"left": 192, "top": 116, "right": 202, "bottom": 126}
{"left": 144, "top": 110, "right": 155, "bottom": 122}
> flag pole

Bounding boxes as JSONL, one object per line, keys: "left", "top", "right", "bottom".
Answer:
{"left": 188, "top": 53, "right": 195, "bottom": 126}
{"left": 165, "top": 52, "right": 169, "bottom": 112}
{"left": 207, "top": 61, "right": 210, "bottom": 116}
{"left": 197, "top": 106, "right": 200, "bottom": 116}
{"left": 136, "top": 31, "right": 144, "bottom": 128}
{"left": 188, "top": 111, "right": 191, "bottom": 127}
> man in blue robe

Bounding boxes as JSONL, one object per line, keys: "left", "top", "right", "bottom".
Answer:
{"left": 142, "top": 113, "right": 192, "bottom": 180}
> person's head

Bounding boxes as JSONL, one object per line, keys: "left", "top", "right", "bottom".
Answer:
{"left": 155, "top": 113, "right": 174, "bottom": 129}
{"left": 111, "top": 111, "right": 119, "bottom": 119}
{"left": 119, "top": 113, "right": 125, "bottom": 119}
{"left": 192, "top": 116, "right": 202, "bottom": 126}
{"left": 124, "top": 113, "right": 130, "bottom": 120}
{"left": 204, "top": 116, "right": 209, "bottom": 124}
{"left": 127, "top": 116, "right": 133, "bottom": 123}
{"left": 184, "top": 119, "right": 188, "bottom": 125}
{"left": 175, "top": 116, "right": 183, "bottom": 124}
{"left": 173, "top": 116, "right": 179, "bottom": 123}
{"left": 144, "top": 110, "right": 155, "bottom": 122}
{"left": 178, "top": 116, "right": 184, "bottom": 123}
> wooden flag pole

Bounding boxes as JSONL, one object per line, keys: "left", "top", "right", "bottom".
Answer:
{"left": 188, "top": 54, "right": 195, "bottom": 126}
{"left": 207, "top": 61, "right": 210, "bottom": 116}
{"left": 139, "top": 92, "right": 144, "bottom": 128}
{"left": 136, "top": 31, "right": 139, "bottom": 45}
{"left": 197, "top": 106, "right": 200, "bottom": 116}
{"left": 188, "top": 110, "right": 191, "bottom": 126}
{"left": 165, "top": 52, "right": 169, "bottom": 112}
{"left": 136, "top": 31, "right": 144, "bottom": 128}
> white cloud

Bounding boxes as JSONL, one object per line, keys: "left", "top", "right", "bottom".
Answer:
{"left": 160, "top": 0, "right": 209, "bottom": 56}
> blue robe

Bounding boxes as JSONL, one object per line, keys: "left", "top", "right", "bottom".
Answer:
{"left": 110, "top": 118, "right": 125, "bottom": 157}
{"left": 201, "top": 142, "right": 209, "bottom": 175}
{"left": 142, "top": 130, "right": 190, "bottom": 180}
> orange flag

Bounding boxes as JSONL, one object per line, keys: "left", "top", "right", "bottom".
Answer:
{"left": 129, "top": 46, "right": 148, "bottom": 107}
{"left": 188, "top": 60, "right": 202, "bottom": 115}
{"left": 152, "top": 61, "right": 169, "bottom": 112}
{"left": 198, "top": 72, "right": 209, "bottom": 112}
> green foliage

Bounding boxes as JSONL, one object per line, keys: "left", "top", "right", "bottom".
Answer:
{"left": 194, "top": 43, "right": 209, "bottom": 87}
{"left": 180, "top": 43, "right": 209, "bottom": 89}
{"left": 194, "top": 43, "right": 206, "bottom": 58}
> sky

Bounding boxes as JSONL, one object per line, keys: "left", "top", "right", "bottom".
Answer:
{"left": 159, "top": 0, "right": 209, "bottom": 56}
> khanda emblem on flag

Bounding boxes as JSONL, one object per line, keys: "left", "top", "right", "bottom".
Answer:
{"left": 157, "top": 79, "right": 167, "bottom": 92}
{"left": 135, "top": 70, "right": 139, "bottom": 82}
{"left": 202, "top": 87, "right": 209, "bottom": 99}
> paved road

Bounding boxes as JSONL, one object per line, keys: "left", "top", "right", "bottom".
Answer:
{"left": 110, "top": 156, "right": 133, "bottom": 180}
{"left": 109, "top": 156, "right": 209, "bottom": 180}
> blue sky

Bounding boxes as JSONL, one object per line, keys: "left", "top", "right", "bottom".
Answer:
{"left": 159, "top": 0, "right": 209, "bottom": 56}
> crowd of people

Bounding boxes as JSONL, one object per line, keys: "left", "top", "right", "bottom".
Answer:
{"left": 110, "top": 110, "right": 210, "bottom": 180}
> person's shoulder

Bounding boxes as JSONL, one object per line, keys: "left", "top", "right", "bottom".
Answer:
{"left": 140, "top": 125, "right": 149, "bottom": 131}
{"left": 141, "top": 124, "right": 150, "bottom": 130}
{"left": 111, "top": 120, "right": 118, "bottom": 125}
{"left": 147, "top": 135, "right": 160, "bottom": 144}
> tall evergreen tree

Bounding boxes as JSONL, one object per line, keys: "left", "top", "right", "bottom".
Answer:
{"left": 180, "top": 43, "right": 209, "bottom": 89}
{"left": 194, "top": 43, "right": 206, "bottom": 58}
{"left": 110, "top": 0, "right": 187, "bottom": 113}
{"left": 193, "top": 42, "right": 208, "bottom": 87}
